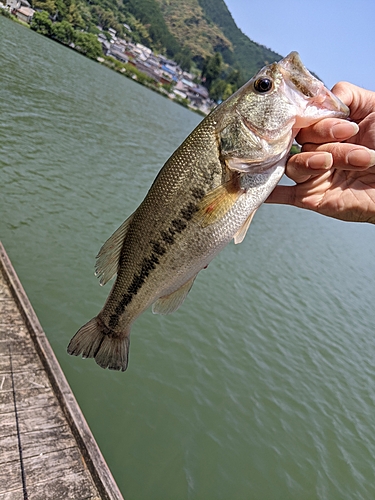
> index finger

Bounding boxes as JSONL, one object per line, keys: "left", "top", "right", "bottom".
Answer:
{"left": 296, "top": 118, "right": 359, "bottom": 146}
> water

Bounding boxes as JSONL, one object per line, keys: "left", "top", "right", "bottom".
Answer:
{"left": 1, "top": 17, "right": 375, "bottom": 499}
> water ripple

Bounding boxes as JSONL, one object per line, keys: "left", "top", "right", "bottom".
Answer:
{"left": 2, "top": 16, "right": 375, "bottom": 500}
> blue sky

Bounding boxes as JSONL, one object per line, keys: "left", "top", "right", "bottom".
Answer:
{"left": 225, "top": 0, "right": 375, "bottom": 92}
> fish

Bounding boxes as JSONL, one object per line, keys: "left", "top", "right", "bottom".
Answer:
{"left": 67, "top": 52, "right": 349, "bottom": 371}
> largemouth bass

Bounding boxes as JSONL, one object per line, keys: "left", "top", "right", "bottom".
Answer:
{"left": 68, "top": 52, "right": 349, "bottom": 371}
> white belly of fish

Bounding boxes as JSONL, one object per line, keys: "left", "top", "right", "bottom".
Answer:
{"left": 152, "top": 163, "right": 285, "bottom": 312}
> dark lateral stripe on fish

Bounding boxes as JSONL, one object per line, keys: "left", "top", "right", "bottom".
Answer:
{"left": 152, "top": 241, "right": 167, "bottom": 255}
{"left": 191, "top": 187, "right": 206, "bottom": 200}
{"left": 171, "top": 218, "right": 187, "bottom": 232}
{"left": 109, "top": 254, "right": 160, "bottom": 325}
{"left": 161, "top": 230, "right": 175, "bottom": 245}
{"left": 180, "top": 202, "right": 199, "bottom": 221}
{"left": 108, "top": 200, "right": 199, "bottom": 328}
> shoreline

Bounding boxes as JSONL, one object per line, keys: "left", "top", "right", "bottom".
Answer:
{"left": 0, "top": 10, "right": 208, "bottom": 116}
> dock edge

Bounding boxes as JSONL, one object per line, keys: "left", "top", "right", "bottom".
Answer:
{"left": 0, "top": 241, "right": 124, "bottom": 500}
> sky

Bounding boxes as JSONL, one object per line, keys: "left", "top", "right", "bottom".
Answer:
{"left": 225, "top": 0, "right": 375, "bottom": 92}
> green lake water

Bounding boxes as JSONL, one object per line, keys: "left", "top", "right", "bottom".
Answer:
{"left": 1, "top": 16, "right": 375, "bottom": 499}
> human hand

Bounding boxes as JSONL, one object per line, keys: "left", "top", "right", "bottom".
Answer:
{"left": 266, "top": 82, "right": 375, "bottom": 223}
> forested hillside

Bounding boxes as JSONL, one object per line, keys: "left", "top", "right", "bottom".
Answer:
{"left": 152, "top": 0, "right": 282, "bottom": 82}
{"left": 197, "top": 0, "right": 282, "bottom": 80}
{"left": 27, "top": 0, "right": 281, "bottom": 86}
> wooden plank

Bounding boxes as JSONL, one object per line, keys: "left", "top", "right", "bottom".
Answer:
{"left": 0, "top": 280, "right": 12, "bottom": 300}
{"left": 7, "top": 471, "right": 101, "bottom": 500}
{"left": 0, "top": 402, "right": 66, "bottom": 437}
{"left": 0, "top": 490, "right": 26, "bottom": 500}
{"left": 0, "top": 385, "right": 56, "bottom": 414}
{"left": 0, "top": 366, "right": 47, "bottom": 392}
{"left": 0, "top": 338, "right": 32, "bottom": 357}
{"left": 25, "top": 471, "right": 101, "bottom": 500}
{"left": 0, "top": 459, "right": 23, "bottom": 493}
{"left": 1, "top": 423, "right": 77, "bottom": 463}
{"left": 0, "top": 350, "right": 41, "bottom": 375}
{"left": 0, "top": 242, "right": 124, "bottom": 500}
{"left": 0, "top": 310, "right": 25, "bottom": 331}
{"left": 0, "top": 446, "right": 92, "bottom": 489}
{"left": 0, "top": 446, "right": 98, "bottom": 499}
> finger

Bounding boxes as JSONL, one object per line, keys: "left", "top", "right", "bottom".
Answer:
{"left": 332, "top": 82, "right": 375, "bottom": 120}
{"left": 285, "top": 152, "right": 333, "bottom": 183}
{"left": 302, "top": 143, "right": 375, "bottom": 169}
{"left": 296, "top": 119, "right": 359, "bottom": 145}
{"left": 265, "top": 185, "right": 297, "bottom": 206}
{"left": 331, "top": 81, "right": 355, "bottom": 107}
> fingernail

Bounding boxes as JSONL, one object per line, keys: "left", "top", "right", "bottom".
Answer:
{"left": 347, "top": 148, "right": 375, "bottom": 167}
{"left": 332, "top": 122, "right": 359, "bottom": 140}
{"left": 306, "top": 153, "right": 333, "bottom": 169}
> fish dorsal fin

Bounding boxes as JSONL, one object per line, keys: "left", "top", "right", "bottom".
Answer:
{"left": 233, "top": 209, "right": 257, "bottom": 244}
{"left": 152, "top": 275, "right": 197, "bottom": 315}
{"left": 95, "top": 213, "right": 134, "bottom": 286}
{"left": 196, "top": 176, "right": 244, "bottom": 227}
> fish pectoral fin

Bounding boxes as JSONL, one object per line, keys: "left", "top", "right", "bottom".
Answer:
{"left": 95, "top": 213, "right": 135, "bottom": 286}
{"left": 233, "top": 209, "right": 257, "bottom": 244}
{"left": 227, "top": 156, "right": 280, "bottom": 173}
{"left": 196, "top": 178, "right": 244, "bottom": 227}
{"left": 152, "top": 275, "right": 197, "bottom": 315}
{"left": 227, "top": 157, "right": 257, "bottom": 173}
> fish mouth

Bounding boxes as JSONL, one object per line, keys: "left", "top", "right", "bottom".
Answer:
{"left": 279, "top": 51, "right": 350, "bottom": 127}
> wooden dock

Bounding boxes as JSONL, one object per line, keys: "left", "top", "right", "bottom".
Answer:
{"left": 0, "top": 241, "right": 124, "bottom": 500}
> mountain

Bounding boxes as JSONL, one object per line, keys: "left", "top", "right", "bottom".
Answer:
{"left": 28, "top": 0, "right": 283, "bottom": 85}
{"left": 154, "top": 0, "right": 282, "bottom": 81}
{"left": 197, "top": 0, "right": 282, "bottom": 80}
{"left": 135, "top": 0, "right": 281, "bottom": 80}
{"left": 83, "top": 0, "right": 282, "bottom": 81}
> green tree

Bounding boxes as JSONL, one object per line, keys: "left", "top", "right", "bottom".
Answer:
{"left": 201, "top": 52, "right": 223, "bottom": 89}
{"left": 51, "top": 20, "right": 75, "bottom": 44}
{"left": 74, "top": 32, "right": 103, "bottom": 59}
{"left": 78, "top": 3, "right": 92, "bottom": 28}
{"left": 67, "top": 2, "right": 85, "bottom": 29}
{"left": 32, "top": 0, "right": 56, "bottom": 15}
{"left": 209, "top": 79, "right": 232, "bottom": 102}
{"left": 55, "top": 0, "right": 67, "bottom": 21}
{"left": 91, "top": 5, "right": 120, "bottom": 32}
{"left": 122, "top": 0, "right": 181, "bottom": 57}
{"left": 30, "top": 11, "right": 53, "bottom": 35}
{"left": 175, "top": 47, "right": 192, "bottom": 72}
{"left": 226, "top": 68, "right": 243, "bottom": 89}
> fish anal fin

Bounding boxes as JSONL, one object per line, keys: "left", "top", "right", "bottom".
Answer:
{"left": 95, "top": 213, "right": 135, "bottom": 286}
{"left": 152, "top": 275, "right": 197, "bottom": 315}
{"left": 67, "top": 317, "right": 130, "bottom": 371}
{"left": 196, "top": 176, "right": 244, "bottom": 227}
{"left": 233, "top": 209, "right": 257, "bottom": 244}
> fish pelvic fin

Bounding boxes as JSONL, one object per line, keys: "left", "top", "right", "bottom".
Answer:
{"left": 152, "top": 275, "right": 197, "bottom": 315}
{"left": 196, "top": 176, "right": 244, "bottom": 227}
{"left": 233, "top": 209, "right": 257, "bottom": 244}
{"left": 67, "top": 318, "right": 130, "bottom": 371}
{"left": 95, "top": 213, "right": 135, "bottom": 286}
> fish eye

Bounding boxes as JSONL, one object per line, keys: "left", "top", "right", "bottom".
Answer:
{"left": 254, "top": 77, "right": 273, "bottom": 93}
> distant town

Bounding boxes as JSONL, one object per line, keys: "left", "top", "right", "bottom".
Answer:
{"left": 98, "top": 27, "right": 214, "bottom": 114}
{"left": 1, "top": 0, "right": 215, "bottom": 114}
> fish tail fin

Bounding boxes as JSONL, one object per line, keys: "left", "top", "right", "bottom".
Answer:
{"left": 67, "top": 318, "right": 130, "bottom": 372}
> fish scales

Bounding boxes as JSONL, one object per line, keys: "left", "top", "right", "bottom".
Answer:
{"left": 99, "top": 118, "right": 278, "bottom": 330}
{"left": 102, "top": 114, "right": 224, "bottom": 322}
{"left": 68, "top": 52, "right": 349, "bottom": 371}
